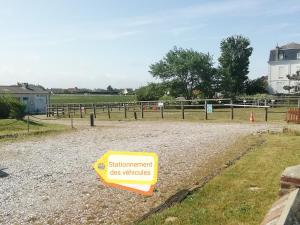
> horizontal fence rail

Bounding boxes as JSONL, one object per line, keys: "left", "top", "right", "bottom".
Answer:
{"left": 46, "top": 98, "right": 300, "bottom": 122}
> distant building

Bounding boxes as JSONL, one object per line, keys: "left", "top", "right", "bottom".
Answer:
{"left": 0, "top": 83, "right": 49, "bottom": 114}
{"left": 268, "top": 42, "right": 300, "bottom": 94}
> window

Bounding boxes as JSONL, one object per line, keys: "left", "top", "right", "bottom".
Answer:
{"left": 278, "top": 66, "right": 285, "bottom": 79}
{"left": 279, "top": 53, "right": 284, "bottom": 60}
{"left": 297, "top": 52, "right": 300, "bottom": 60}
{"left": 296, "top": 66, "right": 300, "bottom": 75}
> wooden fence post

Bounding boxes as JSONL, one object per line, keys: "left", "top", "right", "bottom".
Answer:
{"left": 141, "top": 103, "right": 144, "bottom": 119}
{"left": 181, "top": 102, "right": 184, "bottom": 119}
{"left": 68, "top": 104, "right": 70, "bottom": 118}
{"left": 205, "top": 100, "right": 208, "bottom": 120}
{"left": 231, "top": 100, "right": 234, "bottom": 120}
{"left": 62, "top": 105, "right": 65, "bottom": 116}
{"left": 265, "top": 107, "right": 268, "bottom": 122}
{"left": 56, "top": 104, "right": 59, "bottom": 117}
{"left": 161, "top": 106, "right": 164, "bottom": 119}
{"left": 79, "top": 104, "right": 83, "bottom": 118}
{"left": 124, "top": 104, "right": 127, "bottom": 119}
{"left": 90, "top": 113, "right": 94, "bottom": 126}
{"left": 93, "top": 104, "right": 96, "bottom": 118}
{"left": 107, "top": 104, "right": 111, "bottom": 119}
{"left": 71, "top": 115, "right": 74, "bottom": 128}
{"left": 27, "top": 115, "right": 29, "bottom": 133}
{"left": 134, "top": 111, "right": 137, "bottom": 120}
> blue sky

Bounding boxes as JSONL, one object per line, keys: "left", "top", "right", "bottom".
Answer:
{"left": 0, "top": 0, "right": 299, "bottom": 89}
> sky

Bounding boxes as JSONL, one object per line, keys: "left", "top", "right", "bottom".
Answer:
{"left": 0, "top": 0, "right": 299, "bottom": 89}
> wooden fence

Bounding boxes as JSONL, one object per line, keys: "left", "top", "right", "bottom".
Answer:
{"left": 46, "top": 99, "right": 281, "bottom": 122}
{"left": 287, "top": 108, "right": 300, "bottom": 124}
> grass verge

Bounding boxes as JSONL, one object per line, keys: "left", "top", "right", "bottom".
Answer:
{"left": 138, "top": 130, "right": 300, "bottom": 225}
{"left": 0, "top": 119, "right": 69, "bottom": 141}
{"left": 50, "top": 94, "right": 136, "bottom": 104}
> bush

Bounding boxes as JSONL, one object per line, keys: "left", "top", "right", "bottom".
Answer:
{"left": 244, "top": 77, "right": 268, "bottom": 95}
{"left": 9, "top": 99, "right": 26, "bottom": 119}
{"left": 159, "top": 95, "right": 175, "bottom": 101}
{"left": 136, "top": 83, "right": 165, "bottom": 101}
{"left": 0, "top": 96, "right": 26, "bottom": 119}
{"left": 0, "top": 96, "right": 10, "bottom": 119}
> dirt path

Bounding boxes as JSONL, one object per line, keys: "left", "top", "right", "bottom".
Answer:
{"left": 0, "top": 121, "right": 282, "bottom": 225}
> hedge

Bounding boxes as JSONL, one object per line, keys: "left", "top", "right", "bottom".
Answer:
{"left": 0, "top": 96, "right": 26, "bottom": 119}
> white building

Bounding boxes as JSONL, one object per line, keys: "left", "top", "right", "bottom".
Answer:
{"left": 268, "top": 42, "right": 300, "bottom": 94}
{"left": 0, "top": 83, "right": 49, "bottom": 114}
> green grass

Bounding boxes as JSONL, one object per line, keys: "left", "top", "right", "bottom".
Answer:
{"left": 138, "top": 131, "right": 300, "bottom": 225}
{"left": 50, "top": 94, "right": 137, "bottom": 104}
{"left": 0, "top": 119, "right": 68, "bottom": 140}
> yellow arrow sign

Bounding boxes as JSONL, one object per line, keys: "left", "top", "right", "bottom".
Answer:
{"left": 93, "top": 151, "right": 158, "bottom": 185}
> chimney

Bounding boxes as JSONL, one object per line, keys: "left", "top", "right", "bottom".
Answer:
{"left": 275, "top": 45, "right": 280, "bottom": 61}
{"left": 20, "top": 83, "right": 29, "bottom": 89}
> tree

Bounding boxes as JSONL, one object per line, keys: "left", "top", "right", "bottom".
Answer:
{"left": 149, "top": 46, "right": 216, "bottom": 99}
{"left": 136, "top": 83, "right": 165, "bottom": 101}
{"left": 0, "top": 96, "right": 26, "bottom": 119}
{"left": 245, "top": 76, "right": 268, "bottom": 95}
{"left": 107, "top": 85, "right": 113, "bottom": 92}
{"left": 9, "top": 98, "right": 26, "bottom": 119}
{"left": 219, "top": 35, "right": 253, "bottom": 97}
{"left": 0, "top": 96, "right": 10, "bottom": 119}
{"left": 283, "top": 71, "right": 300, "bottom": 93}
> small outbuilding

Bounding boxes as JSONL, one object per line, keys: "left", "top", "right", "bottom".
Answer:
{"left": 0, "top": 83, "right": 50, "bottom": 114}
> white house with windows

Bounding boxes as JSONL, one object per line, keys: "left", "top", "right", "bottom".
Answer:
{"left": 0, "top": 83, "right": 49, "bottom": 114}
{"left": 268, "top": 42, "right": 300, "bottom": 94}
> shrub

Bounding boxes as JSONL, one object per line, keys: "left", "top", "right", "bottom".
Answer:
{"left": 9, "top": 99, "right": 26, "bottom": 119}
{"left": 159, "top": 95, "right": 175, "bottom": 102}
{"left": 0, "top": 96, "right": 26, "bottom": 119}
{"left": 0, "top": 96, "right": 10, "bottom": 118}
{"left": 136, "top": 83, "right": 165, "bottom": 101}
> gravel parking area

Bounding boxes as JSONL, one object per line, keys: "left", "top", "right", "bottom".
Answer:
{"left": 0, "top": 121, "right": 282, "bottom": 224}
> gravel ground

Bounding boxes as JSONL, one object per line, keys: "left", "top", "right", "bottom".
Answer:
{"left": 0, "top": 121, "right": 282, "bottom": 225}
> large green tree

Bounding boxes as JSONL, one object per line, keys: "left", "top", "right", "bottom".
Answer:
{"left": 135, "top": 83, "right": 165, "bottom": 101}
{"left": 219, "top": 35, "right": 253, "bottom": 97}
{"left": 244, "top": 76, "right": 268, "bottom": 95}
{"left": 149, "top": 47, "right": 216, "bottom": 99}
{"left": 283, "top": 71, "right": 300, "bottom": 93}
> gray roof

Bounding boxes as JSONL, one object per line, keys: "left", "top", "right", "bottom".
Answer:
{"left": 0, "top": 85, "right": 49, "bottom": 95}
{"left": 269, "top": 42, "right": 300, "bottom": 62}
{"left": 280, "top": 42, "right": 300, "bottom": 49}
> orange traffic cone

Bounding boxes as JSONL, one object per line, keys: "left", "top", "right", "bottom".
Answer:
{"left": 249, "top": 111, "right": 255, "bottom": 122}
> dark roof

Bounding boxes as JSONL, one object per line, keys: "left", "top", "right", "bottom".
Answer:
{"left": 280, "top": 42, "right": 300, "bottom": 49}
{"left": 269, "top": 42, "right": 300, "bottom": 62}
{"left": 0, "top": 85, "right": 49, "bottom": 95}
